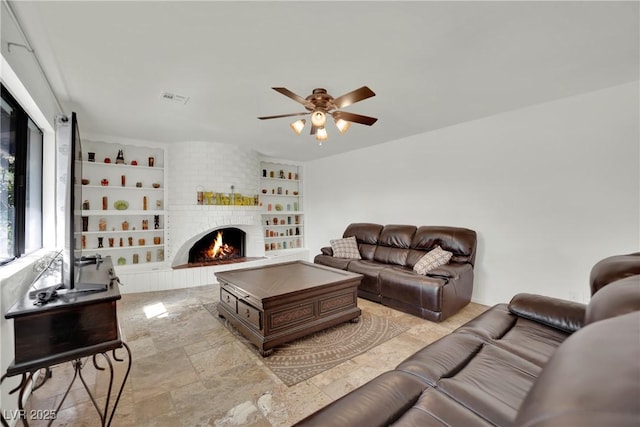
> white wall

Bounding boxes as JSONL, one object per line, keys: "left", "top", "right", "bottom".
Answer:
{"left": 167, "top": 141, "right": 260, "bottom": 206}
{"left": 1, "top": 4, "right": 61, "bottom": 416}
{"left": 304, "top": 82, "right": 639, "bottom": 306}
{"left": 1, "top": 2, "right": 60, "bottom": 131}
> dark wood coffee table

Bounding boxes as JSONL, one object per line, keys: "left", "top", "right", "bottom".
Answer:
{"left": 215, "top": 261, "right": 362, "bottom": 356}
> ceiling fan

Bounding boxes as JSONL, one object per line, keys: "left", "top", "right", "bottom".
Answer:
{"left": 258, "top": 86, "right": 377, "bottom": 143}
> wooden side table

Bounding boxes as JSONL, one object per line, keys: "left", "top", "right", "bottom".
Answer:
{"left": 1, "top": 257, "right": 130, "bottom": 427}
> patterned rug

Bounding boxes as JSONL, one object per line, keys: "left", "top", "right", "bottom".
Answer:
{"left": 207, "top": 303, "right": 407, "bottom": 386}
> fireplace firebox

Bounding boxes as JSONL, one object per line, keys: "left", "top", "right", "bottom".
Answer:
{"left": 188, "top": 227, "right": 245, "bottom": 264}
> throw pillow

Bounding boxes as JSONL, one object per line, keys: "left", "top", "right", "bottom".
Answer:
{"left": 413, "top": 246, "right": 452, "bottom": 275}
{"left": 330, "top": 236, "right": 362, "bottom": 259}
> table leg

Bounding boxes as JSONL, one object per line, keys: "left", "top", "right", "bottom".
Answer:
{"left": 259, "top": 348, "right": 274, "bottom": 357}
{"left": 1, "top": 343, "right": 131, "bottom": 427}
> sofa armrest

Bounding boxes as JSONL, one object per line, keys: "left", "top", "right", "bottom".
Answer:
{"left": 427, "top": 262, "right": 472, "bottom": 279}
{"left": 320, "top": 246, "right": 333, "bottom": 256}
{"left": 508, "top": 293, "right": 585, "bottom": 333}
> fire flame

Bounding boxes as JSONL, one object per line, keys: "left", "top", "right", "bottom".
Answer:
{"left": 206, "top": 231, "right": 235, "bottom": 259}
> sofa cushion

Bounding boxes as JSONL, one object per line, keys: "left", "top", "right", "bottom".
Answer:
{"left": 397, "top": 330, "right": 541, "bottom": 426}
{"left": 379, "top": 267, "right": 448, "bottom": 311}
{"left": 330, "top": 236, "right": 361, "bottom": 259}
{"left": 396, "top": 332, "right": 487, "bottom": 386}
{"left": 589, "top": 252, "right": 640, "bottom": 295}
{"left": 347, "top": 260, "right": 389, "bottom": 297}
{"left": 515, "top": 312, "right": 640, "bottom": 427}
{"left": 436, "top": 343, "right": 541, "bottom": 426}
{"left": 343, "top": 222, "right": 383, "bottom": 244}
{"left": 413, "top": 246, "right": 453, "bottom": 275}
{"left": 373, "top": 225, "right": 415, "bottom": 266}
{"left": 343, "top": 223, "right": 383, "bottom": 260}
{"left": 456, "top": 304, "right": 570, "bottom": 368}
{"left": 584, "top": 275, "right": 640, "bottom": 325}
{"left": 294, "top": 371, "right": 427, "bottom": 427}
{"left": 393, "top": 388, "right": 493, "bottom": 427}
{"left": 488, "top": 317, "right": 569, "bottom": 367}
{"left": 407, "top": 226, "right": 477, "bottom": 267}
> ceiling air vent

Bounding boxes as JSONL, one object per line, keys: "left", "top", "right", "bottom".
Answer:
{"left": 160, "top": 92, "right": 190, "bottom": 105}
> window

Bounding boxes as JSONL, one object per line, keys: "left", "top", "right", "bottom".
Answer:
{"left": 1, "top": 84, "right": 43, "bottom": 265}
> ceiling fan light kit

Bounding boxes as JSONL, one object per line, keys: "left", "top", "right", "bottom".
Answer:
{"left": 334, "top": 118, "right": 351, "bottom": 134}
{"left": 258, "top": 86, "right": 377, "bottom": 145}
{"left": 290, "top": 119, "right": 306, "bottom": 135}
{"left": 315, "top": 127, "right": 328, "bottom": 143}
{"left": 310, "top": 110, "right": 327, "bottom": 127}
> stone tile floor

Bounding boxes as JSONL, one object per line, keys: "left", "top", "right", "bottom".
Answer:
{"left": 23, "top": 284, "right": 488, "bottom": 426}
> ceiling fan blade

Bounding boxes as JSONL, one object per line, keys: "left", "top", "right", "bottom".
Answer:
{"left": 272, "top": 87, "right": 314, "bottom": 108}
{"left": 332, "top": 86, "right": 376, "bottom": 109}
{"left": 257, "top": 112, "right": 308, "bottom": 120}
{"left": 333, "top": 111, "right": 378, "bottom": 126}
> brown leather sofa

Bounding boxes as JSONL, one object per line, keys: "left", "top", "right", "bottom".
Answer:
{"left": 314, "top": 223, "right": 477, "bottom": 322}
{"left": 296, "top": 253, "right": 640, "bottom": 426}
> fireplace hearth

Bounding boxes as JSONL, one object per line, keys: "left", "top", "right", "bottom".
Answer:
{"left": 188, "top": 227, "right": 245, "bottom": 265}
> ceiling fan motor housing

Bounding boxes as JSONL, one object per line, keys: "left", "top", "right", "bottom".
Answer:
{"left": 306, "top": 88, "right": 336, "bottom": 112}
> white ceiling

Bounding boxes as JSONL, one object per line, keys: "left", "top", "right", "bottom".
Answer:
{"left": 8, "top": 1, "right": 639, "bottom": 161}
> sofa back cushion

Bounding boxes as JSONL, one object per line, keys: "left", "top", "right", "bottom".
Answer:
{"left": 407, "top": 226, "right": 478, "bottom": 268}
{"left": 373, "top": 225, "right": 416, "bottom": 266}
{"left": 343, "top": 223, "right": 383, "bottom": 260}
{"left": 584, "top": 275, "right": 640, "bottom": 325}
{"left": 515, "top": 312, "right": 640, "bottom": 427}
{"left": 589, "top": 252, "right": 640, "bottom": 296}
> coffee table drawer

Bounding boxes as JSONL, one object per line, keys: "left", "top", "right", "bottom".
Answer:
{"left": 238, "top": 300, "right": 262, "bottom": 330}
{"left": 220, "top": 288, "right": 237, "bottom": 311}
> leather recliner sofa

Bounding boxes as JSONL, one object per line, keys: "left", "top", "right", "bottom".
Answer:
{"left": 296, "top": 252, "right": 640, "bottom": 426}
{"left": 314, "top": 223, "right": 477, "bottom": 322}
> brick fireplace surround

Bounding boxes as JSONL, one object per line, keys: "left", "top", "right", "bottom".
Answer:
{"left": 114, "top": 141, "right": 308, "bottom": 294}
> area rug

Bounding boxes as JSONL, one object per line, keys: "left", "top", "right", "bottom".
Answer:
{"left": 206, "top": 303, "right": 408, "bottom": 386}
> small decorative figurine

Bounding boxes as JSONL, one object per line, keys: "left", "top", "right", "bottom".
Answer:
{"left": 115, "top": 149, "right": 125, "bottom": 164}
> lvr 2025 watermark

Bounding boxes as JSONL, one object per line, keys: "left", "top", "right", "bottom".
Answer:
{"left": 3, "top": 409, "right": 57, "bottom": 421}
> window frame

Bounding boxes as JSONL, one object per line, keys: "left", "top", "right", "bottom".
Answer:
{"left": 1, "top": 83, "right": 43, "bottom": 265}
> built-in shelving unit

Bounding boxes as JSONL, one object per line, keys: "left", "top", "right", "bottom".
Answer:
{"left": 259, "top": 161, "right": 304, "bottom": 254}
{"left": 79, "top": 141, "right": 166, "bottom": 267}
